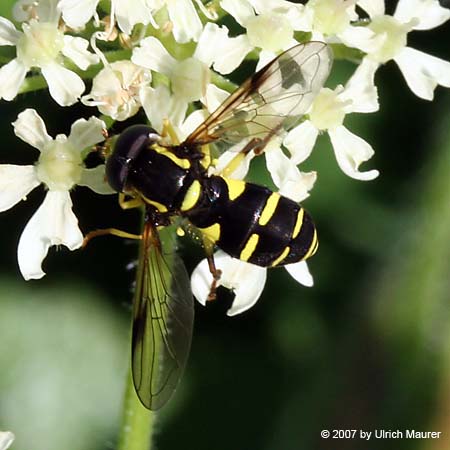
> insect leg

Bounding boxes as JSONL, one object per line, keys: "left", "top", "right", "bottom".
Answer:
{"left": 162, "top": 118, "right": 180, "bottom": 145}
{"left": 119, "top": 193, "right": 145, "bottom": 210}
{"left": 204, "top": 241, "right": 222, "bottom": 302}
{"left": 83, "top": 228, "right": 142, "bottom": 247}
{"left": 217, "top": 152, "right": 246, "bottom": 178}
{"left": 213, "top": 137, "right": 265, "bottom": 178}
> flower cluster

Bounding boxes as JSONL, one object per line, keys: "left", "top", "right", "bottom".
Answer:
{"left": 0, "top": 0, "right": 449, "bottom": 314}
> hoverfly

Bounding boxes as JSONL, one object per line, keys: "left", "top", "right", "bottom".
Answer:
{"left": 93, "top": 41, "right": 332, "bottom": 410}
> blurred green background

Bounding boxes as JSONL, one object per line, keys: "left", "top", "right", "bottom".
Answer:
{"left": 1, "top": 2, "right": 450, "bottom": 450}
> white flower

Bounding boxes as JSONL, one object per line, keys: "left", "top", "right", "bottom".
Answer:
{"left": 113, "top": 1, "right": 159, "bottom": 35}
{"left": 58, "top": 0, "right": 100, "bottom": 29}
{"left": 82, "top": 60, "right": 152, "bottom": 121}
{"left": 0, "top": 16, "right": 98, "bottom": 106}
{"left": 358, "top": 0, "right": 450, "bottom": 100}
{"left": 301, "top": 0, "right": 380, "bottom": 54}
{"left": 132, "top": 24, "right": 251, "bottom": 105}
{"left": 265, "top": 140, "right": 317, "bottom": 202}
{"left": 284, "top": 62, "right": 380, "bottom": 181}
{"left": 59, "top": 0, "right": 158, "bottom": 34}
{"left": 125, "top": 0, "right": 210, "bottom": 42}
{"left": 140, "top": 84, "right": 188, "bottom": 135}
{"left": 220, "top": 0, "right": 305, "bottom": 68}
{"left": 194, "top": 22, "right": 252, "bottom": 75}
{"left": 59, "top": 0, "right": 207, "bottom": 42}
{"left": 13, "top": 0, "right": 59, "bottom": 22}
{"left": 140, "top": 82, "right": 218, "bottom": 143}
{"left": 0, "top": 431, "right": 14, "bottom": 450}
{"left": 0, "top": 109, "right": 111, "bottom": 280}
{"left": 153, "top": 0, "right": 204, "bottom": 43}
{"left": 191, "top": 251, "right": 313, "bottom": 316}
{"left": 132, "top": 36, "right": 209, "bottom": 104}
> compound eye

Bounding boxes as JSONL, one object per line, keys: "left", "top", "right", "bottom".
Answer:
{"left": 106, "top": 125, "right": 157, "bottom": 192}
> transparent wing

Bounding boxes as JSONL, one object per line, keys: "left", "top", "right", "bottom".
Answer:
{"left": 185, "top": 41, "right": 332, "bottom": 154}
{"left": 132, "top": 221, "right": 194, "bottom": 410}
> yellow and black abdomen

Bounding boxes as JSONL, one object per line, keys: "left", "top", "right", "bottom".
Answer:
{"left": 186, "top": 176, "right": 318, "bottom": 267}
{"left": 106, "top": 125, "right": 318, "bottom": 267}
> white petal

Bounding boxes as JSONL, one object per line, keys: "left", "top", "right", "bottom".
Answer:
{"left": 171, "top": 57, "right": 209, "bottom": 102}
{"left": 59, "top": 0, "right": 99, "bottom": 28}
{"left": 115, "top": 1, "right": 155, "bottom": 35}
{"left": 341, "top": 58, "right": 380, "bottom": 113}
{"left": 256, "top": 49, "right": 277, "bottom": 71}
{"left": 82, "top": 60, "right": 150, "bottom": 121}
{"left": 328, "top": 126, "right": 379, "bottom": 181}
{"left": 13, "top": 0, "right": 35, "bottom": 21}
{"left": 0, "top": 431, "right": 14, "bottom": 450}
{"left": 285, "top": 261, "right": 314, "bottom": 287}
{"left": 394, "top": 47, "right": 450, "bottom": 100}
{"left": 266, "top": 145, "right": 316, "bottom": 202}
{"left": 338, "top": 25, "right": 382, "bottom": 54}
{"left": 13, "top": 108, "right": 52, "bottom": 150}
{"left": 62, "top": 36, "right": 99, "bottom": 70}
{"left": 254, "top": 38, "right": 296, "bottom": 68}
{"left": 227, "top": 269, "right": 266, "bottom": 316}
{"left": 117, "top": 59, "right": 152, "bottom": 88}
{"left": 12, "top": 0, "right": 59, "bottom": 22}
{"left": 0, "top": 59, "right": 28, "bottom": 101}
{"left": 140, "top": 85, "right": 188, "bottom": 134}
{"left": 194, "top": 22, "right": 252, "bottom": 74}
{"left": 213, "top": 34, "right": 252, "bottom": 75}
{"left": 395, "top": 0, "right": 450, "bottom": 30}
{"left": 0, "top": 165, "right": 40, "bottom": 212}
{"left": 194, "top": 22, "right": 227, "bottom": 67}
{"left": 179, "top": 108, "right": 207, "bottom": 140}
{"left": 79, "top": 166, "right": 115, "bottom": 194}
{"left": 17, "top": 191, "right": 83, "bottom": 280}
{"left": 36, "top": 0, "right": 61, "bottom": 23}
{"left": 220, "top": 0, "right": 255, "bottom": 26}
{"left": 190, "top": 257, "right": 213, "bottom": 307}
{"left": 203, "top": 83, "right": 230, "bottom": 112}
{"left": 67, "top": 116, "right": 106, "bottom": 151}
{"left": 193, "top": 0, "right": 217, "bottom": 20}
{"left": 246, "top": 12, "right": 294, "bottom": 52}
{"left": 283, "top": 120, "right": 319, "bottom": 165}
{"left": 190, "top": 251, "right": 267, "bottom": 316}
{"left": 41, "top": 62, "right": 85, "bottom": 106}
{"left": 357, "top": 0, "right": 384, "bottom": 17}
{"left": 131, "top": 36, "right": 176, "bottom": 75}
{"left": 166, "top": 0, "right": 203, "bottom": 43}
{"left": 0, "top": 17, "right": 21, "bottom": 45}
{"left": 251, "top": 0, "right": 306, "bottom": 29}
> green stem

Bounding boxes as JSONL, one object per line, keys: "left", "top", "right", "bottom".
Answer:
{"left": 117, "top": 367, "right": 155, "bottom": 450}
{"left": 117, "top": 210, "right": 155, "bottom": 450}
{"left": 210, "top": 71, "right": 238, "bottom": 93}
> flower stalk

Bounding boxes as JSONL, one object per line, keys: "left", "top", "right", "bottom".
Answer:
{"left": 118, "top": 210, "right": 155, "bottom": 450}
{"left": 117, "top": 368, "right": 154, "bottom": 450}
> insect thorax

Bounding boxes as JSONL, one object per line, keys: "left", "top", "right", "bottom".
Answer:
{"left": 127, "top": 144, "right": 196, "bottom": 213}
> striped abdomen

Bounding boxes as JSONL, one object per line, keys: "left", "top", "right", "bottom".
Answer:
{"left": 185, "top": 176, "right": 318, "bottom": 267}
